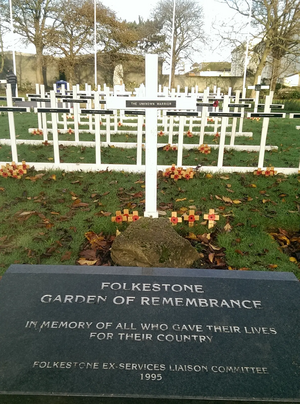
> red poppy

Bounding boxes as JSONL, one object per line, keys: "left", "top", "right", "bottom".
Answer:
{"left": 208, "top": 214, "right": 216, "bottom": 221}
{"left": 170, "top": 216, "right": 179, "bottom": 224}
{"left": 213, "top": 100, "right": 219, "bottom": 107}
{"left": 132, "top": 215, "right": 139, "bottom": 221}
{"left": 264, "top": 169, "right": 271, "bottom": 177}
{"left": 115, "top": 215, "right": 123, "bottom": 223}
{"left": 188, "top": 215, "right": 195, "bottom": 222}
{"left": 254, "top": 168, "right": 263, "bottom": 176}
{"left": 12, "top": 171, "right": 21, "bottom": 179}
{"left": 199, "top": 144, "right": 211, "bottom": 154}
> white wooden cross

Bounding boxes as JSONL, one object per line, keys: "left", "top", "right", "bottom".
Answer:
{"left": 106, "top": 54, "right": 196, "bottom": 218}
{"left": 247, "top": 95, "right": 286, "bottom": 168}
{"left": 248, "top": 76, "right": 269, "bottom": 112}
{"left": 0, "top": 85, "right": 30, "bottom": 163}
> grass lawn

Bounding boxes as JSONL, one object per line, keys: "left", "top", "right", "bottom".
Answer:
{"left": 0, "top": 168, "right": 299, "bottom": 278}
{"left": 0, "top": 109, "right": 299, "bottom": 278}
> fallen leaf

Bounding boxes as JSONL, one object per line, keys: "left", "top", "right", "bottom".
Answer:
{"left": 209, "top": 243, "right": 222, "bottom": 251}
{"left": 77, "top": 258, "right": 97, "bottom": 266}
{"left": 85, "top": 232, "right": 105, "bottom": 249}
{"left": 267, "top": 264, "right": 278, "bottom": 269}
{"left": 289, "top": 257, "right": 297, "bottom": 263}
{"left": 18, "top": 211, "right": 36, "bottom": 216}
{"left": 224, "top": 223, "right": 232, "bottom": 232}
{"left": 100, "top": 211, "right": 112, "bottom": 217}
{"left": 79, "top": 250, "right": 97, "bottom": 260}
{"left": 222, "top": 196, "right": 232, "bottom": 203}
{"left": 176, "top": 198, "right": 187, "bottom": 202}
{"left": 72, "top": 199, "right": 89, "bottom": 208}
{"left": 232, "top": 200, "right": 242, "bottom": 204}
{"left": 208, "top": 253, "right": 215, "bottom": 263}
{"left": 186, "top": 233, "right": 198, "bottom": 240}
{"left": 61, "top": 251, "right": 72, "bottom": 261}
{"left": 132, "top": 191, "right": 144, "bottom": 198}
{"left": 235, "top": 249, "right": 244, "bottom": 256}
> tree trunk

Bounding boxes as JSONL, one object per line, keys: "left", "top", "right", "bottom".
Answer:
{"left": 270, "top": 57, "right": 281, "bottom": 92}
{"left": 171, "top": 57, "right": 176, "bottom": 89}
{"left": 251, "top": 47, "right": 270, "bottom": 98}
{"left": 36, "top": 46, "right": 44, "bottom": 84}
{"left": 170, "top": 33, "right": 176, "bottom": 89}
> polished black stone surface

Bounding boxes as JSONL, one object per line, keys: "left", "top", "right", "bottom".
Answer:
{"left": 0, "top": 265, "right": 299, "bottom": 403}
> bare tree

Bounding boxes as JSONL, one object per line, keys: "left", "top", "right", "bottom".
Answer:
{"left": 0, "top": 0, "right": 61, "bottom": 84}
{"left": 151, "top": 0, "right": 205, "bottom": 88}
{"left": 47, "top": 0, "right": 97, "bottom": 85}
{"left": 221, "top": 0, "right": 300, "bottom": 90}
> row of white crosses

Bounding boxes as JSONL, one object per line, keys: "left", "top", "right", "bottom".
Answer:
{"left": 1, "top": 58, "right": 299, "bottom": 213}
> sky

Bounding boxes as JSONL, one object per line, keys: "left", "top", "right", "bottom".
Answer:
{"left": 4, "top": 0, "right": 244, "bottom": 68}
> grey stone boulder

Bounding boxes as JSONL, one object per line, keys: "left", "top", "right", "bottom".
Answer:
{"left": 111, "top": 217, "right": 200, "bottom": 268}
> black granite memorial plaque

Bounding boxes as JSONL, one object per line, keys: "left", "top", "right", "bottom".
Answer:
{"left": 0, "top": 265, "right": 299, "bottom": 404}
